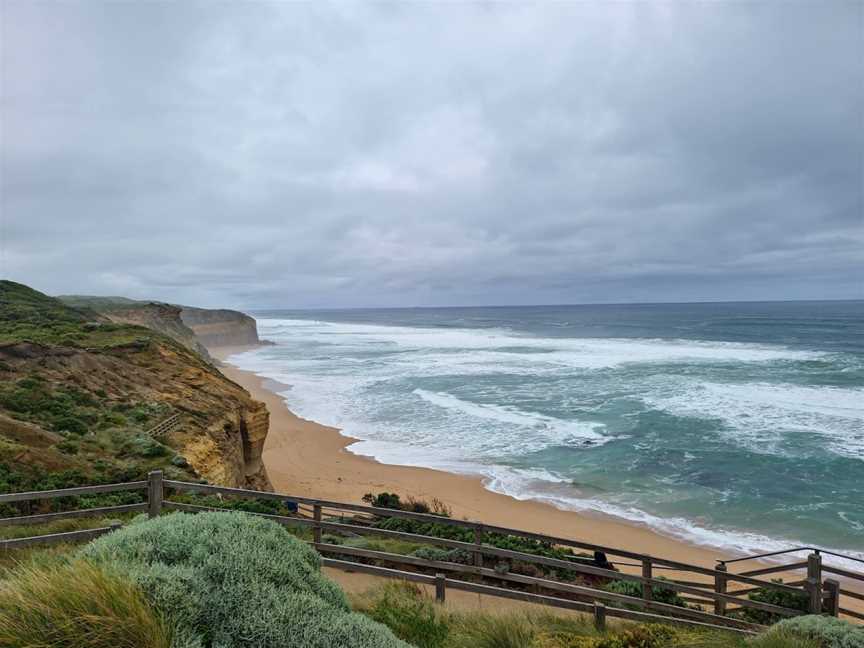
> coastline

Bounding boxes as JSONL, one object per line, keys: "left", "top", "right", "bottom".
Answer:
{"left": 213, "top": 345, "right": 734, "bottom": 572}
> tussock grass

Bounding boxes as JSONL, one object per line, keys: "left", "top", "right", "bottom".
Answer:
{"left": 352, "top": 581, "right": 838, "bottom": 648}
{"left": 0, "top": 558, "right": 172, "bottom": 648}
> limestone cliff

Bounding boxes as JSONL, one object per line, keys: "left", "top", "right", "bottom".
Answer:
{"left": 1, "top": 281, "right": 271, "bottom": 491}
{"left": 59, "top": 295, "right": 267, "bottom": 353}
{"left": 179, "top": 306, "right": 262, "bottom": 349}
{"left": 98, "top": 303, "right": 213, "bottom": 362}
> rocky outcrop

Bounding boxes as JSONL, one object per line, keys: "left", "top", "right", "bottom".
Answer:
{"left": 179, "top": 307, "right": 262, "bottom": 349}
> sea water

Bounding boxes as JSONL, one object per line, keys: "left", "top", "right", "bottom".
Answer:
{"left": 227, "top": 301, "right": 864, "bottom": 560}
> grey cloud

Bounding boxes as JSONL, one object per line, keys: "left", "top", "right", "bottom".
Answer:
{"left": 1, "top": 0, "right": 861, "bottom": 308}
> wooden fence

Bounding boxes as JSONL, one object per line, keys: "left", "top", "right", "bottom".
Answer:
{"left": 2, "top": 471, "right": 861, "bottom": 634}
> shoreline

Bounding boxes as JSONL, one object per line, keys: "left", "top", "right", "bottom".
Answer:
{"left": 213, "top": 345, "right": 736, "bottom": 571}
{"left": 212, "top": 343, "right": 864, "bottom": 615}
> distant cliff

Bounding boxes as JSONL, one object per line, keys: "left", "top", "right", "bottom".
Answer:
{"left": 179, "top": 307, "right": 261, "bottom": 349}
{"left": 3, "top": 281, "right": 271, "bottom": 491}
{"left": 59, "top": 295, "right": 266, "bottom": 356}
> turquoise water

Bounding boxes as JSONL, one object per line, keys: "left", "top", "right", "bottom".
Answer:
{"left": 228, "top": 301, "right": 864, "bottom": 559}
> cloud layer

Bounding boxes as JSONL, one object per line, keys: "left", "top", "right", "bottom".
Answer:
{"left": 2, "top": 1, "right": 862, "bottom": 308}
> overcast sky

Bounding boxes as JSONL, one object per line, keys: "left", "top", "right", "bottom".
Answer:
{"left": 1, "top": 1, "right": 862, "bottom": 309}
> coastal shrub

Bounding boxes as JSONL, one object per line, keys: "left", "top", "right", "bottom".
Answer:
{"left": 363, "top": 491, "right": 453, "bottom": 517}
{"left": 741, "top": 580, "right": 809, "bottom": 624}
{"left": 411, "top": 546, "right": 474, "bottom": 565}
{"left": 604, "top": 578, "right": 688, "bottom": 608}
{"left": 767, "top": 615, "right": 864, "bottom": 648}
{"left": 0, "top": 558, "right": 172, "bottom": 648}
{"left": 373, "top": 516, "right": 584, "bottom": 568}
{"left": 362, "top": 582, "right": 450, "bottom": 648}
{"left": 364, "top": 492, "right": 405, "bottom": 510}
{"left": 747, "top": 629, "right": 821, "bottom": 648}
{"left": 593, "top": 624, "right": 677, "bottom": 648}
{"left": 80, "top": 511, "right": 411, "bottom": 648}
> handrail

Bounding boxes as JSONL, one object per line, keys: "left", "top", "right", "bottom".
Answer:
{"left": 2, "top": 476, "right": 860, "bottom": 626}
{"left": 162, "top": 480, "right": 814, "bottom": 595}
{"left": 320, "top": 558, "right": 759, "bottom": 636}
{"left": 0, "top": 481, "right": 147, "bottom": 504}
{"left": 161, "top": 500, "right": 808, "bottom": 617}
{"left": 720, "top": 547, "right": 864, "bottom": 567}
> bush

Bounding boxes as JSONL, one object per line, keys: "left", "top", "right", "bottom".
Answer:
{"left": 362, "top": 582, "right": 450, "bottom": 648}
{"left": 604, "top": 578, "right": 688, "bottom": 608}
{"left": 742, "top": 580, "right": 809, "bottom": 625}
{"left": 81, "top": 511, "right": 410, "bottom": 648}
{"left": 768, "top": 615, "right": 864, "bottom": 648}
{"left": 0, "top": 559, "right": 172, "bottom": 648}
{"left": 364, "top": 492, "right": 404, "bottom": 510}
{"left": 363, "top": 491, "right": 452, "bottom": 517}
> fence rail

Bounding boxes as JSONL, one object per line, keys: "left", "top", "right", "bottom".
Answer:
{"left": 2, "top": 472, "right": 861, "bottom": 631}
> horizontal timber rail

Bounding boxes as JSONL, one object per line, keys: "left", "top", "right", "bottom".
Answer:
{"left": 320, "top": 558, "right": 759, "bottom": 636}
{"left": 0, "top": 480, "right": 147, "bottom": 504}
{"left": 162, "top": 479, "right": 813, "bottom": 596}
{"left": 2, "top": 473, "right": 860, "bottom": 627}
{"left": 1, "top": 523, "right": 121, "bottom": 550}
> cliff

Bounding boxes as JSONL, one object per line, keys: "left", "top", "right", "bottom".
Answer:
{"left": 179, "top": 306, "right": 262, "bottom": 349}
{"left": 1, "top": 281, "right": 270, "bottom": 491}
{"left": 59, "top": 295, "right": 265, "bottom": 353}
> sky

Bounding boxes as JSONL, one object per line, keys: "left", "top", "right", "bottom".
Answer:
{"left": 1, "top": 1, "right": 862, "bottom": 309}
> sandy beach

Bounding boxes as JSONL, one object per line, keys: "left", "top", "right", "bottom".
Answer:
{"left": 211, "top": 344, "right": 864, "bottom": 617}
{"left": 213, "top": 345, "right": 733, "bottom": 571}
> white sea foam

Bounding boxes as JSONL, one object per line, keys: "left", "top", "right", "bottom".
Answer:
{"left": 414, "top": 389, "right": 608, "bottom": 446}
{"left": 226, "top": 316, "right": 864, "bottom": 566}
{"left": 646, "top": 382, "right": 864, "bottom": 460}
{"left": 480, "top": 464, "right": 864, "bottom": 571}
{"left": 256, "top": 318, "right": 821, "bottom": 369}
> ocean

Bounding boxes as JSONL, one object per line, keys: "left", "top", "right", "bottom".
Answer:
{"left": 227, "top": 301, "right": 864, "bottom": 560}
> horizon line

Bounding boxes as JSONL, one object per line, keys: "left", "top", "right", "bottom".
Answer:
{"left": 247, "top": 296, "right": 864, "bottom": 312}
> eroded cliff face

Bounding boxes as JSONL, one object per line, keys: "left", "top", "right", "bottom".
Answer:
{"left": 1, "top": 282, "right": 272, "bottom": 491}
{"left": 179, "top": 307, "right": 262, "bottom": 349}
{"left": 99, "top": 303, "right": 214, "bottom": 362}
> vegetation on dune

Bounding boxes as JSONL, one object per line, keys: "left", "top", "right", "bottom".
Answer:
{"left": 0, "top": 559, "right": 173, "bottom": 648}
{"left": 766, "top": 616, "right": 864, "bottom": 648}
{"left": 0, "top": 509, "right": 860, "bottom": 648}
{"left": 739, "top": 580, "right": 810, "bottom": 625}
{"left": 80, "top": 512, "right": 410, "bottom": 648}
{"left": 352, "top": 581, "right": 743, "bottom": 648}
{"left": 363, "top": 492, "right": 595, "bottom": 578}
{"left": 353, "top": 581, "right": 859, "bottom": 648}
{"left": 603, "top": 577, "right": 689, "bottom": 609}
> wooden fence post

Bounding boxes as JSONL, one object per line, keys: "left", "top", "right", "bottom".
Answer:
{"left": 714, "top": 563, "right": 728, "bottom": 616}
{"left": 807, "top": 552, "right": 823, "bottom": 615}
{"left": 642, "top": 558, "right": 653, "bottom": 603}
{"left": 823, "top": 579, "right": 840, "bottom": 617}
{"left": 313, "top": 504, "right": 322, "bottom": 544}
{"left": 473, "top": 523, "right": 484, "bottom": 569}
{"left": 593, "top": 602, "right": 606, "bottom": 631}
{"left": 435, "top": 573, "right": 446, "bottom": 603}
{"left": 147, "top": 470, "right": 163, "bottom": 518}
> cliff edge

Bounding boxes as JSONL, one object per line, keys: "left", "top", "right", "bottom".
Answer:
{"left": 2, "top": 281, "right": 271, "bottom": 491}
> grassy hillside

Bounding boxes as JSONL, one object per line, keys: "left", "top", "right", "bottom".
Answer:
{"left": 1, "top": 280, "right": 155, "bottom": 349}
{"left": 0, "top": 281, "right": 271, "bottom": 513}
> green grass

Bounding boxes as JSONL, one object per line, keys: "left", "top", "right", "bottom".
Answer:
{"left": 0, "top": 558, "right": 173, "bottom": 648}
{"left": 350, "top": 580, "right": 843, "bottom": 648}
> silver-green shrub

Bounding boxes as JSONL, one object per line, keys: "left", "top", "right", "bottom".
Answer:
{"left": 769, "top": 615, "right": 864, "bottom": 648}
{"left": 81, "top": 512, "right": 411, "bottom": 648}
